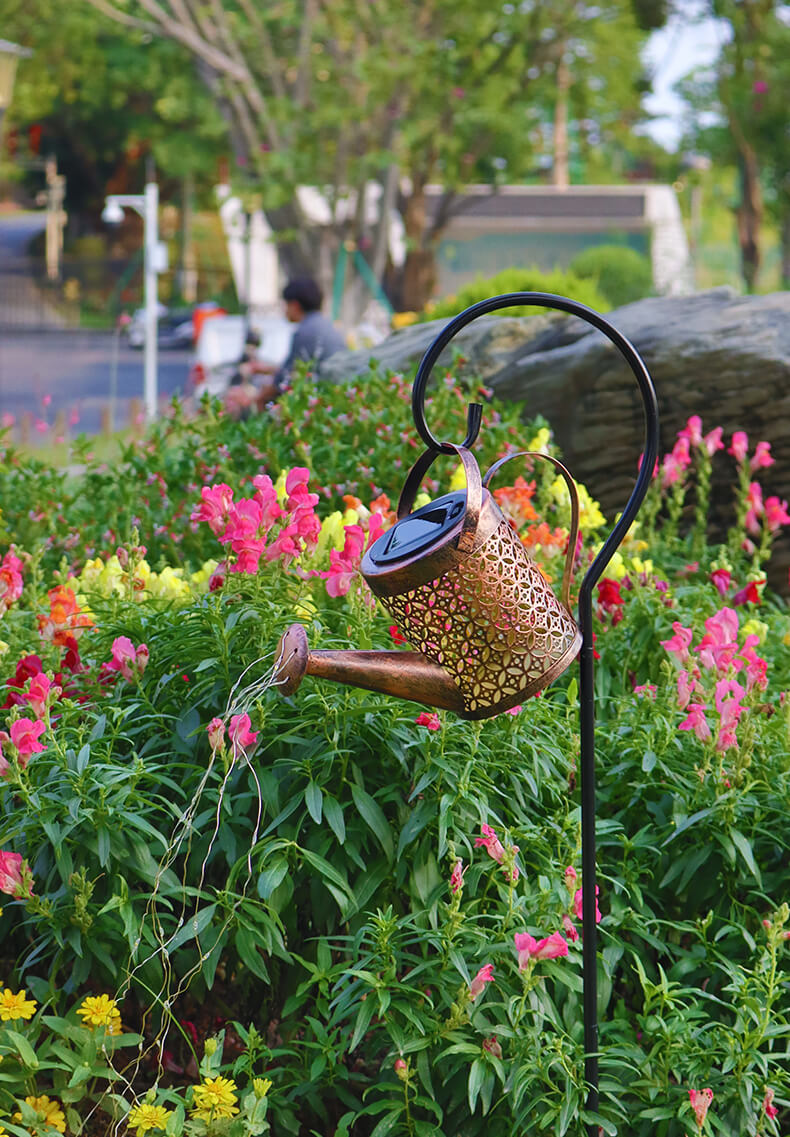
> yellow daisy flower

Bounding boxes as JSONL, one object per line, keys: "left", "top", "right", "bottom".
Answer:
{"left": 14, "top": 1094, "right": 66, "bottom": 1134}
{"left": 190, "top": 1075, "right": 239, "bottom": 1121}
{"left": 0, "top": 988, "right": 37, "bottom": 1021}
{"left": 126, "top": 1103, "right": 174, "bottom": 1135}
{"left": 77, "top": 993, "right": 121, "bottom": 1030}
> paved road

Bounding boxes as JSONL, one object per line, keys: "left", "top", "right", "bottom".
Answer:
{"left": 0, "top": 331, "right": 192, "bottom": 436}
{"left": 0, "top": 214, "right": 191, "bottom": 435}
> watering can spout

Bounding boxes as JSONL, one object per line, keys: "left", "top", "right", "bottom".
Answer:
{"left": 275, "top": 623, "right": 466, "bottom": 714}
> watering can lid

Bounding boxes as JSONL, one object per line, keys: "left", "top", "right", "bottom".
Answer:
{"left": 366, "top": 491, "right": 467, "bottom": 567}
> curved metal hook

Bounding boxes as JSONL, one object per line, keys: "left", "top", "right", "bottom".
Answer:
{"left": 411, "top": 290, "right": 660, "bottom": 590}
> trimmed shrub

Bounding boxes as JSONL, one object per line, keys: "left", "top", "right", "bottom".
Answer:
{"left": 419, "top": 266, "right": 609, "bottom": 321}
{"left": 569, "top": 242, "right": 654, "bottom": 308}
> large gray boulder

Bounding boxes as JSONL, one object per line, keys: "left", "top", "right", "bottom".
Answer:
{"left": 322, "top": 288, "right": 790, "bottom": 586}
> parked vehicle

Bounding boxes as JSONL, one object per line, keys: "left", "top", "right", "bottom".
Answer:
{"left": 189, "top": 313, "right": 293, "bottom": 398}
{"left": 125, "top": 305, "right": 195, "bottom": 350}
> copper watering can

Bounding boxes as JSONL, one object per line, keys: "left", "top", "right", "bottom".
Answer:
{"left": 276, "top": 306, "right": 589, "bottom": 718}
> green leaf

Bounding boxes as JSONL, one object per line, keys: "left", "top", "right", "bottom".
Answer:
{"left": 351, "top": 783, "right": 394, "bottom": 860}
{"left": 301, "top": 848, "right": 352, "bottom": 901}
{"left": 641, "top": 749, "right": 657, "bottom": 773}
{"left": 370, "top": 1109, "right": 403, "bottom": 1137}
{"left": 349, "top": 994, "right": 376, "bottom": 1051}
{"left": 257, "top": 858, "right": 289, "bottom": 900}
{"left": 6, "top": 1030, "right": 38, "bottom": 1068}
{"left": 323, "top": 794, "right": 346, "bottom": 844}
{"left": 305, "top": 780, "right": 323, "bottom": 824}
{"left": 467, "top": 1057, "right": 485, "bottom": 1113}
{"left": 166, "top": 904, "right": 217, "bottom": 953}
{"left": 730, "top": 828, "right": 761, "bottom": 883}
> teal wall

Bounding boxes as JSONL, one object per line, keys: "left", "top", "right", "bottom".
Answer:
{"left": 436, "top": 230, "right": 650, "bottom": 293}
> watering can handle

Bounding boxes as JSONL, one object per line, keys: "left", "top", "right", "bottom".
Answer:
{"left": 482, "top": 451, "right": 580, "bottom": 613}
{"left": 396, "top": 443, "right": 483, "bottom": 554}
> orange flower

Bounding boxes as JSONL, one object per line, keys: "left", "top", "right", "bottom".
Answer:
{"left": 38, "top": 585, "right": 93, "bottom": 644}
{"left": 342, "top": 494, "right": 363, "bottom": 511}
{"left": 522, "top": 522, "right": 568, "bottom": 552}
{"left": 494, "top": 477, "right": 537, "bottom": 528}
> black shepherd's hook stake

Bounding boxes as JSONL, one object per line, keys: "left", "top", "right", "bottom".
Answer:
{"left": 412, "top": 292, "right": 659, "bottom": 1133}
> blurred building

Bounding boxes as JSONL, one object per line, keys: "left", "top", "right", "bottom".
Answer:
{"left": 430, "top": 184, "right": 693, "bottom": 297}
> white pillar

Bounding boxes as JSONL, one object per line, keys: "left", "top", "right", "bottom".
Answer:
{"left": 143, "top": 181, "right": 159, "bottom": 421}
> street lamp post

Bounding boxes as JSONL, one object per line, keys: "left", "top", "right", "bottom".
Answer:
{"left": 102, "top": 181, "right": 166, "bottom": 422}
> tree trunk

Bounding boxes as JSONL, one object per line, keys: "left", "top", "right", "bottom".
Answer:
{"left": 781, "top": 209, "right": 790, "bottom": 290}
{"left": 552, "top": 49, "right": 570, "bottom": 189}
{"left": 734, "top": 144, "right": 762, "bottom": 292}
{"left": 397, "top": 185, "right": 438, "bottom": 313}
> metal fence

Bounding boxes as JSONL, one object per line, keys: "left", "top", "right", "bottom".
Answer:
{"left": 0, "top": 255, "right": 237, "bottom": 331}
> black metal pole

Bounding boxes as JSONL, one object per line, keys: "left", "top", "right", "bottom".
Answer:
{"left": 410, "top": 292, "right": 660, "bottom": 1133}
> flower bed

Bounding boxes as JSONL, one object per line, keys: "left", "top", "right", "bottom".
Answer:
{"left": 1, "top": 376, "right": 789, "bottom": 1137}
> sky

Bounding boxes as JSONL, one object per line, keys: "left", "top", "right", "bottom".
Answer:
{"left": 640, "top": 11, "right": 731, "bottom": 151}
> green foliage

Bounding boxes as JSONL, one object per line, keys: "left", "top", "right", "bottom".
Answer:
{"left": 569, "top": 243, "right": 655, "bottom": 308}
{"left": 419, "top": 267, "right": 610, "bottom": 322}
{"left": 1, "top": 379, "right": 790, "bottom": 1136}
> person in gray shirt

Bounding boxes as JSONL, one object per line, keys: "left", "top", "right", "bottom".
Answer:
{"left": 249, "top": 277, "right": 346, "bottom": 406}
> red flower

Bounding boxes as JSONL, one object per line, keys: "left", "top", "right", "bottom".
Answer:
{"left": 597, "top": 578, "right": 624, "bottom": 612}
{"left": 415, "top": 711, "right": 441, "bottom": 731}
{"left": 389, "top": 625, "right": 407, "bottom": 646}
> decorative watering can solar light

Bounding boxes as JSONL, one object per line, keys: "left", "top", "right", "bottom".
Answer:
{"left": 276, "top": 293, "right": 659, "bottom": 1132}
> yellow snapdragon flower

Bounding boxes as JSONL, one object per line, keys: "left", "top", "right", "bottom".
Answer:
{"left": 190, "top": 1076, "right": 239, "bottom": 1121}
{"left": 14, "top": 1096, "right": 65, "bottom": 1134}
{"left": 0, "top": 988, "right": 37, "bottom": 1021}
{"left": 77, "top": 993, "right": 121, "bottom": 1030}
{"left": 741, "top": 618, "right": 768, "bottom": 645}
{"left": 126, "top": 1103, "right": 173, "bottom": 1136}
{"left": 528, "top": 427, "right": 551, "bottom": 453}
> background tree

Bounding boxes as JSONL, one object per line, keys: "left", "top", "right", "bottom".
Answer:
{"left": 676, "top": 0, "right": 789, "bottom": 291}
{"left": 1, "top": 0, "right": 227, "bottom": 220}
{"left": 81, "top": 0, "right": 661, "bottom": 312}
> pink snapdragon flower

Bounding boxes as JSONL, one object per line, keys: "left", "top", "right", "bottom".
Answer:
{"left": 633, "top": 683, "right": 656, "bottom": 699}
{"left": 562, "top": 913, "right": 579, "bottom": 943}
{"left": 710, "top": 567, "right": 731, "bottom": 597}
{"left": 106, "top": 636, "right": 149, "bottom": 681}
{"left": 468, "top": 963, "right": 494, "bottom": 1001}
{"left": 764, "top": 495, "right": 790, "bottom": 532}
{"left": 415, "top": 711, "right": 441, "bottom": 731}
{"left": 739, "top": 639, "right": 767, "bottom": 693}
{"left": 660, "top": 621, "right": 693, "bottom": 665}
{"left": 564, "top": 865, "right": 578, "bottom": 893}
{"left": 750, "top": 440, "right": 774, "bottom": 470}
{"left": 729, "top": 431, "right": 749, "bottom": 462}
{"left": 0, "top": 850, "right": 33, "bottom": 897}
{"left": 703, "top": 426, "right": 724, "bottom": 456}
{"left": 0, "top": 549, "right": 24, "bottom": 612}
{"left": 449, "top": 860, "right": 465, "bottom": 894}
{"left": 191, "top": 483, "right": 235, "bottom": 536}
{"left": 475, "top": 823, "right": 506, "bottom": 865}
{"left": 574, "top": 886, "right": 602, "bottom": 924}
{"left": 514, "top": 930, "right": 569, "bottom": 968}
{"left": 207, "top": 717, "right": 225, "bottom": 750}
{"left": 10, "top": 717, "right": 46, "bottom": 760}
{"left": 763, "top": 1088, "right": 779, "bottom": 1120}
{"left": 228, "top": 713, "right": 258, "bottom": 752}
{"left": 688, "top": 1087, "right": 713, "bottom": 1130}
{"left": 482, "top": 1036, "right": 502, "bottom": 1059}
{"left": 24, "top": 673, "right": 60, "bottom": 718}
{"left": 323, "top": 524, "right": 365, "bottom": 597}
{"left": 678, "top": 415, "right": 702, "bottom": 447}
{"left": 677, "top": 669, "right": 698, "bottom": 711}
{"left": 678, "top": 703, "right": 711, "bottom": 743}
{"left": 695, "top": 608, "right": 739, "bottom": 672}
{"left": 251, "top": 474, "right": 284, "bottom": 528}
{"left": 745, "top": 482, "right": 764, "bottom": 536}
